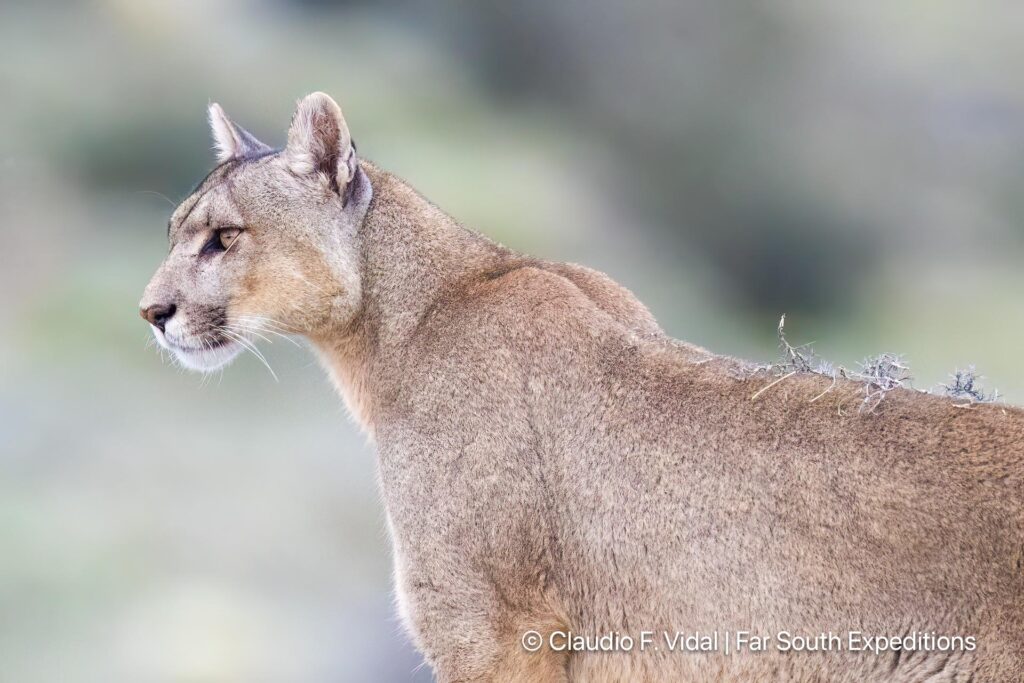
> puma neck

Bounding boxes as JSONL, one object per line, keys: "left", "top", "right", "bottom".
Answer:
{"left": 309, "top": 162, "right": 506, "bottom": 434}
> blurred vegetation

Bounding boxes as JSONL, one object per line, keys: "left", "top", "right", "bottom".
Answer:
{"left": 1, "top": 1, "right": 1022, "bottom": 680}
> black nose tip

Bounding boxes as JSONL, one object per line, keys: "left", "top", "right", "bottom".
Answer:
{"left": 140, "top": 303, "right": 176, "bottom": 332}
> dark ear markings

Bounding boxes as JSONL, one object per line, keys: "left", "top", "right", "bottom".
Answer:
{"left": 341, "top": 166, "right": 357, "bottom": 209}
{"left": 323, "top": 152, "right": 342, "bottom": 196}
{"left": 235, "top": 126, "right": 270, "bottom": 158}
{"left": 209, "top": 102, "right": 272, "bottom": 163}
{"left": 340, "top": 139, "right": 360, "bottom": 207}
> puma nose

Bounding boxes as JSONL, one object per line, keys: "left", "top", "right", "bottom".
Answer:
{"left": 140, "top": 303, "right": 177, "bottom": 332}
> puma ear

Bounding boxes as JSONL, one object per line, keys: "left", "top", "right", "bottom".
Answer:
{"left": 207, "top": 103, "right": 272, "bottom": 163}
{"left": 284, "top": 92, "right": 356, "bottom": 195}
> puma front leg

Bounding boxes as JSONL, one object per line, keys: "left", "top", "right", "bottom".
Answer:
{"left": 392, "top": 555, "right": 569, "bottom": 682}
{"left": 381, "top": 435, "right": 569, "bottom": 682}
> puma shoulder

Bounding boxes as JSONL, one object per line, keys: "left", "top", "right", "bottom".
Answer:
{"left": 464, "top": 259, "right": 665, "bottom": 342}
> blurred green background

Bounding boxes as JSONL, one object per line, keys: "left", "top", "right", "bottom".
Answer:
{"left": 1, "top": 1, "right": 1022, "bottom": 680}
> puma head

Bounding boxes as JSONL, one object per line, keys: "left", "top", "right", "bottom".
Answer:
{"left": 139, "top": 92, "right": 371, "bottom": 371}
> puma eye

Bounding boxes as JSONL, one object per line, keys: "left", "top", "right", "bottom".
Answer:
{"left": 200, "top": 228, "right": 242, "bottom": 256}
{"left": 218, "top": 228, "right": 241, "bottom": 250}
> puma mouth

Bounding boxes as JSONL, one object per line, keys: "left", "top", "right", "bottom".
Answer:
{"left": 153, "top": 329, "right": 244, "bottom": 372}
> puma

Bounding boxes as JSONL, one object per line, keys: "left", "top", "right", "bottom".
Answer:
{"left": 140, "top": 92, "right": 1024, "bottom": 681}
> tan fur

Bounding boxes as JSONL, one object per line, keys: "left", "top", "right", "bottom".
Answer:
{"left": 142, "top": 94, "right": 1024, "bottom": 682}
